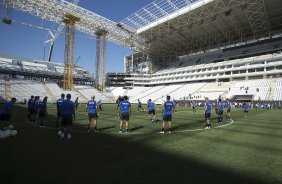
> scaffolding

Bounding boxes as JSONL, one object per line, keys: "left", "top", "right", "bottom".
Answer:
{"left": 62, "top": 13, "right": 80, "bottom": 90}
{"left": 95, "top": 30, "right": 107, "bottom": 91}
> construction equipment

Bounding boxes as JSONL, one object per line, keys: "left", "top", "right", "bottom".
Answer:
{"left": 62, "top": 13, "right": 80, "bottom": 90}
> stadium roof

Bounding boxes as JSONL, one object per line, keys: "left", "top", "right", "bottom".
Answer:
{"left": 121, "top": 0, "right": 282, "bottom": 57}
{"left": 4, "top": 0, "right": 282, "bottom": 57}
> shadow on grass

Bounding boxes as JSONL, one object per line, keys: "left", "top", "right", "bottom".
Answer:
{"left": 99, "top": 125, "right": 116, "bottom": 131}
{"left": 0, "top": 104, "right": 271, "bottom": 184}
{"left": 129, "top": 125, "right": 143, "bottom": 132}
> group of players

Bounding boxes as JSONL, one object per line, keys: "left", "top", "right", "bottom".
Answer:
{"left": 0, "top": 92, "right": 253, "bottom": 138}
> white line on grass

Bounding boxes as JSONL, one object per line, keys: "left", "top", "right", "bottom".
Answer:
{"left": 25, "top": 118, "right": 234, "bottom": 135}
{"left": 174, "top": 119, "right": 234, "bottom": 133}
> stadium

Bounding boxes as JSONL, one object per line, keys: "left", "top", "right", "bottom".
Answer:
{"left": 1, "top": 0, "right": 282, "bottom": 183}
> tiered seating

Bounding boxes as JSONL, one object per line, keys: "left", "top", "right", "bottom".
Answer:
{"left": 111, "top": 87, "right": 127, "bottom": 97}
{"left": 10, "top": 79, "right": 50, "bottom": 102}
{"left": 142, "top": 85, "right": 183, "bottom": 103}
{"left": 45, "top": 82, "right": 85, "bottom": 102}
{"left": 226, "top": 79, "right": 271, "bottom": 100}
{"left": 75, "top": 85, "right": 115, "bottom": 103}
{"left": 169, "top": 83, "right": 206, "bottom": 100}
{"left": 124, "top": 87, "right": 149, "bottom": 99}
{"left": 0, "top": 79, "right": 6, "bottom": 102}
{"left": 130, "top": 86, "right": 164, "bottom": 103}
{"left": 0, "top": 56, "right": 91, "bottom": 79}
{"left": 191, "top": 92, "right": 224, "bottom": 100}
{"left": 273, "top": 79, "right": 282, "bottom": 101}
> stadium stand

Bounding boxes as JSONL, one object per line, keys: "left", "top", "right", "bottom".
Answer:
{"left": 226, "top": 79, "right": 271, "bottom": 101}
{"left": 10, "top": 79, "right": 50, "bottom": 103}
{"left": 273, "top": 79, "right": 282, "bottom": 101}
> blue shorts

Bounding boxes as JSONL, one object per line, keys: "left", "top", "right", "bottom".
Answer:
{"left": 88, "top": 113, "right": 98, "bottom": 120}
{"left": 61, "top": 115, "right": 73, "bottom": 126}
{"left": 163, "top": 115, "right": 172, "bottom": 121}
{"left": 205, "top": 112, "right": 211, "bottom": 119}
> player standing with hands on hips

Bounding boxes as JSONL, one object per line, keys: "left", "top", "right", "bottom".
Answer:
{"left": 160, "top": 96, "right": 174, "bottom": 134}
{"left": 117, "top": 95, "right": 131, "bottom": 133}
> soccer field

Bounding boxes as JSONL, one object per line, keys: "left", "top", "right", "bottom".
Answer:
{"left": 1, "top": 103, "right": 282, "bottom": 184}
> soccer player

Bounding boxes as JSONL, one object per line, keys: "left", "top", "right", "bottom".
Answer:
{"left": 137, "top": 99, "right": 145, "bottom": 111}
{"left": 75, "top": 97, "right": 79, "bottom": 110}
{"left": 218, "top": 98, "right": 224, "bottom": 123}
{"left": 160, "top": 95, "right": 174, "bottom": 134}
{"left": 38, "top": 96, "right": 48, "bottom": 126}
{"left": 0, "top": 98, "right": 17, "bottom": 126}
{"left": 243, "top": 101, "right": 250, "bottom": 117}
{"left": 147, "top": 99, "right": 156, "bottom": 122}
{"left": 225, "top": 98, "right": 231, "bottom": 121}
{"left": 191, "top": 101, "right": 196, "bottom": 114}
{"left": 117, "top": 95, "right": 131, "bottom": 133}
{"left": 97, "top": 99, "right": 103, "bottom": 110}
{"left": 56, "top": 93, "right": 65, "bottom": 128}
{"left": 27, "top": 95, "right": 36, "bottom": 123}
{"left": 204, "top": 97, "right": 212, "bottom": 129}
{"left": 86, "top": 95, "right": 99, "bottom": 132}
{"left": 34, "top": 96, "right": 40, "bottom": 120}
{"left": 60, "top": 94, "right": 75, "bottom": 139}
{"left": 214, "top": 99, "right": 219, "bottom": 118}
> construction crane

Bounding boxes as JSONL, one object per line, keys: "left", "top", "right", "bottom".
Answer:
{"left": 45, "top": 0, "right": 79, "bottom": 62}
{"left": 3, "top": 0, "right": 141, "bottom": 90}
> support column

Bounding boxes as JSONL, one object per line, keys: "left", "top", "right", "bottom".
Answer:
{"left": 63, "top": 13, "right": 80, "bottom": 90}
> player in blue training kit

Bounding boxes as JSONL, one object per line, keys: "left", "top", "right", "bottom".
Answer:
{"left": 204, "top": 97, "right": 212, "bottom": 129}
{"left": 225, "top": 98, "right": 231, "bottom": 121}
{"left": 56, "top": 93, "right": 65, "bottom": 128}
{"left": 191, "top": 101, "right": 196, "bottom": 113}
{"left": 160, "top": 96, "right": 174, "bottom": 134}
{"left": 243, "top": 102, "right": 250, "bottom": 117}
{"left": 137, "top": 99, "right": 145, "bottom": 111}
{"left": 86, "top": 95, "right": 99, "bottom": 132}
{"left": 147, "top": 99, "right": 156, "bottom": 122}
{"left": 214, "top": 99, "right": 219, "bottom": 118}
{"left": 217, "top": 98, "right": 224, "bottom": 123}
{"left": 60, "top": 94, "right": 75, "bottom": 139}
{"left": 117, "top": 95, "right": 131, "bottom": 133}
{"left": 28, "top": 95, "right": 36, "bottom": 122}
{"left": 0, "top": 98, "right": 17, "bottom": 126}
{"left": 38, "top": 96, "right": 48, "bottom": 126}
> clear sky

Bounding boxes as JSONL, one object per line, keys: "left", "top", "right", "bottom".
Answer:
{"left": 0, "top": 0, "right": 153, "bottom": 74}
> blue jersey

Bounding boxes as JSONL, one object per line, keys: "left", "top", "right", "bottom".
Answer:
{"left": 0, "top": 101, "right": 13, "bottom": 115}
{"left": 138, "top": 101, "right": 142, "bottom": 106}
{"left": 214, "top": 101, "right": 219, "bottom": 109}
{"left": 192, "top": 102, "right": 196, "bottom": 107}
{"left": 28, "top": 99, "right": 35, "bottom": 110}
{"left": 226, "top": 101, "right": 231, "bottom": 109}
{"left": 120, "top": 100, "right": 131, "bottom": 113}
{"left": 243, "top": 103, "right": 249, "bottom": 111}
{"left": 147, "top": 102, "right": 155, "bottom": 110}
{"left": 87, "top": 100, "right": 97, "bottom": 113}
{"left": 219, "top": 102, "right": 224, "bottom": 112}
{"left": 163, "top": 101, "right": 174, "bottom": 115}
{"left": 205, "top": 101, "right": 211, "bottom": 113}
{"left": 38, "top": 101, "right": 47, "bottom": 113}
{"left": 61, "top": 99, "right": 75, "bottom": 115}
{"left": 56, "top": 98, "right": 64, "bottom": 111}
{"left": 119, "top": 100, "right": 131, "bottom": 113}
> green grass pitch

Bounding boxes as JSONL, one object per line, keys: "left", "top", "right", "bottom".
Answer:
{"left": 0, "top": 103, "right": 282, "bottom": 184}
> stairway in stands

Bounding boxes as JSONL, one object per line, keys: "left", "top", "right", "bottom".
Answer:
{"left": 4, "top": 80, "right": 12, "bottom": 100}
{"left": 266, "top": 79, "right": 277, "bottom": 101}
{"left": 43, "top": 83, "right": 57, "bottom": 103}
